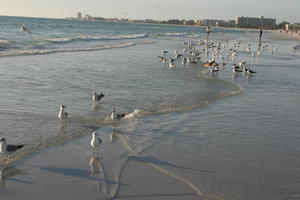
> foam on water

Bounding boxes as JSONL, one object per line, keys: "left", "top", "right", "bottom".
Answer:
{"left": 0, "top": 42, "right": 137, "bottom": 57}
{"left": 0, "top": 39, "right": 9, "bottom": 47}
{"left": 43, "top": 33, "right": 148, "bottom": 44}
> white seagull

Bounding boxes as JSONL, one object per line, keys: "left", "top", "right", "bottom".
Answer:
{"left": 111, "top": 109, "right": 126, "bottom": 120}
{"left": 58, "top": 105, "right": 68, "bottom": 120}
{"left": 0, "top": 138, "right": 24, "bottom": 162}
{"left": 91, "top": 131, "right": 102, "bottom": 152}
{"left": 93, "top": 92, "right": 105, "bottom": 103}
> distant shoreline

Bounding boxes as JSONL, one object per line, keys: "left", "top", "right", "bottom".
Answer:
{"left": 3, "top": 14, "right": 297, "bottom": 40}
{"left": 266, "top": 30, "right": 300, "bottom": 41}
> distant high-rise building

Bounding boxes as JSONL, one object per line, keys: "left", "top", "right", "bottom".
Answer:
{"left": 235, "top": 16, "right": 276, "bottom": 28}
{"left": 77, "top": 12, "right": 82, "bottom": 19}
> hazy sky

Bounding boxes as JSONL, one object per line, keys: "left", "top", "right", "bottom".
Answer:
{"left": 1, "top": 0, "right": 299, "bottom": 23}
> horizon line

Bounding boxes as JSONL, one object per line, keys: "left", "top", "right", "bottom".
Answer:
{"left": 0, "top": 14, "right": 294, "bottom": 24}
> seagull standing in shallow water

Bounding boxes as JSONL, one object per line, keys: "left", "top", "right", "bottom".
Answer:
{"left": 93, "top": 92, "right": 105, "bottom": 103}
{"left": 91, "top": 132, "right": 102, "bottom": 153}
{"left": 0, "top": 138, "right": 24, "bottom": 162}
{"left": 58, "top": 105, "right": 68, "bottom": 120}
{"left": 111, "top": 109, "right": 126, "bottom": 120}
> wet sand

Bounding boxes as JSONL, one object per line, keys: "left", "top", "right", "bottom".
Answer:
{"left": 0, "top": 128, "right": 203, "bottom": 200}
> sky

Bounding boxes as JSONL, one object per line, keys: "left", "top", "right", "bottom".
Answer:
{"left": 0, "top": 0, "right": 299, "bottom": 23}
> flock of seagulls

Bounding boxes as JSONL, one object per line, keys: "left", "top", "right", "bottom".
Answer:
{"left": 232, "top": 62, "right": 256, "bottom": 74}
{"left": 157, "top": 38, "right": 276, "bottom": 79}
{"left": 1, "top": 90, "right": 138, "bottom": 163}
{"left": 57, "top": 91, "right": 129, "bottom": 121}
{"left": 1, "top": 36, "right": 276, "bottom": 164}
{"left": 56, "top": 92, "right": 135, "bottom": 155}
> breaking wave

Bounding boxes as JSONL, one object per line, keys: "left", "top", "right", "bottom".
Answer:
{"left": 151, "top": 32, "right": 188, "bottom": 37}
{"left": 0, "top": 39, "right": 9, "bottom": 48}
{"left": 44, "top": 33, "right": 148, "bottom": 44}
{"left": 0, "top": 42, "right": 136, "bottom": 57}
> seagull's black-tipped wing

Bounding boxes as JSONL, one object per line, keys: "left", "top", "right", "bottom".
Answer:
{"left": 6, "top": 144, "right": 24, "bottom": 152}
{"left": 95, "top": 93, "right": 104, "bottom": 101}
{"left": 116, "top": 113, "right": 126, "bottom": 119}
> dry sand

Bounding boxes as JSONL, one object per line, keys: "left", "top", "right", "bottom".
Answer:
{"left": 266, "top": 30, "right": 300, "bottom": 41}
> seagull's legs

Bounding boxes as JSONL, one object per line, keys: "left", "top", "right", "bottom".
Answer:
{"left": 4, "top": 155, "right": 12, "bottom": 164}
{"left": 95, "top": 146, "right": 100, "bottom": 156}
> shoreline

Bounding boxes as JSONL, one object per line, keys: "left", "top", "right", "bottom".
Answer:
{"left": 1, "top": 19, "right": 300, "bottom": 200}
{"left": 268, "top": 29, "right": 300, "bottom": 41}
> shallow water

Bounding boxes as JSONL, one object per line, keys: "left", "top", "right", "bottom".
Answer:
{"left": 1, "top": 16, "right": 300, "bottom": 200}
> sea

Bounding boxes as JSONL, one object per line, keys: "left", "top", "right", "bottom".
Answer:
{"left": 0, "top": 16, "right": 300, "bottom": 200}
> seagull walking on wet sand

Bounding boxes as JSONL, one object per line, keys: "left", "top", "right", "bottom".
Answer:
{"left": 58, "top": 105, "right": 68, "bottom": 120}
{"left": 91, "top": 132, "right": 102, "bottom": 153}
{"left": 0, "top": 138, "right": 24, "bottom": 162}
{"left": 93, "top": 92, "right": 105, "bottom": 103}
{"left": 111, "top": 109, "right": 126, "bottom": 120}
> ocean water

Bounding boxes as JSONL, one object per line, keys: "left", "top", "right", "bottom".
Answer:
{"left": 0, "top": 16, "right": 300, "bottom": 200}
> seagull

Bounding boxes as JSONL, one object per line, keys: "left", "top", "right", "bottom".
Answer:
{"left": 111, "top": 109, "right": 126, "bottom": 120}
{"left": 0, "top": 138, "right": 24, "bottom": 162}
{"left": 210, "top": 66, "right": 220, "bottom": 73}
{"left": 232, "top": 64, "right": 243, "bottom": 73}
{"left": 182, "top": 57, "right": 187, "bottom": 65}
{"left": 244, "top": 68, "right": 257, "bottom": 74}
{"left": 58, "top": 105, "right": 68, "bottom": 120}
{"left": 93, "top": 92, "right": 105, "bottom": 103}
{"left": 21, "top": 24, "right": 31, "bottom": 34}
{"left": 175, "top": 50, "right": 183, "bottom": 58}
{"left": 91, "top": 131, "right": 102, "bottom": 152}
{"left": 187, "top": 57, "right": 197, "bottom": 64}
{"left": 161, "top": 50, "right": 168, "bottom": 56}
{"left": 169, "top": 61, "right": 176, "bottom": 68}
{"left": 169, "top": 58, "right": 176, "bottom": 62}
{"left": 239, "top": 61, "right": 247, "bottom": 66}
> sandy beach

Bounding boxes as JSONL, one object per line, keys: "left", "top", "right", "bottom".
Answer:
{"left": 1, "top": 16, "right": 300, "bottom": 200}
{"left": 1, "top": 128, "right": 203, "bottom": 200}
{"left": 267, "top": 30, "right": 300, "bottom": 41}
